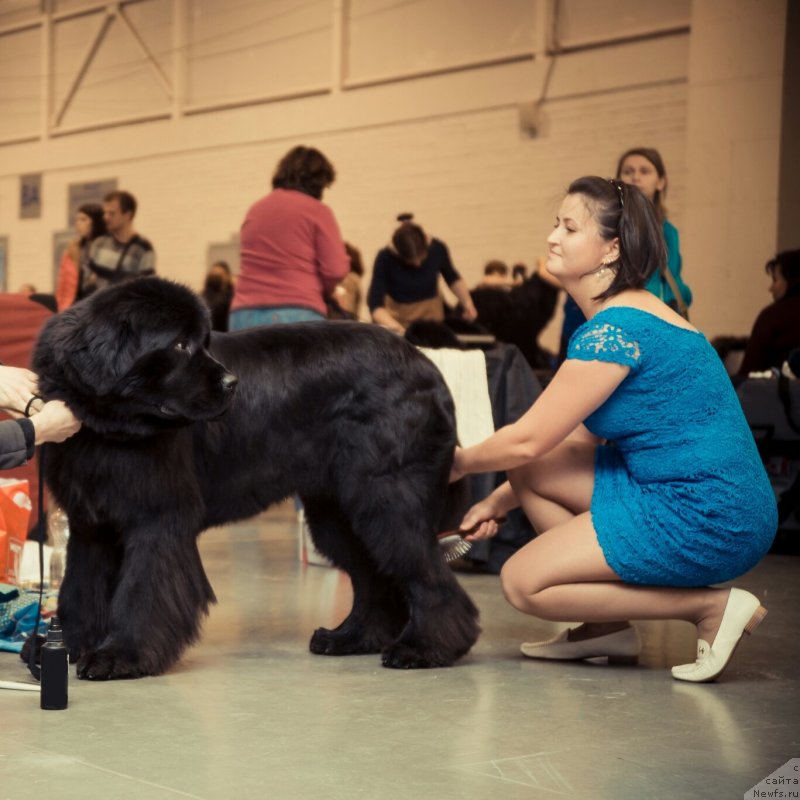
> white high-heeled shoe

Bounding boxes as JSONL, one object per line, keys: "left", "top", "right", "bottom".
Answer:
{"left": 671, "top": 588, "right": 767, "bottom": 683}
{"left": 520, "top": 625, "right": 641, "bottom": 664}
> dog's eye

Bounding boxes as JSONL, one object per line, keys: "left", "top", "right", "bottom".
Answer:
{"left": 175, "top": 340, "right": 190, "bottom": 353}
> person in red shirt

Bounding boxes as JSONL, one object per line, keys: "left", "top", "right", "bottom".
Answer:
{"left": 54, "top": 203, "right": 107, "bottom": 310}
{"left": 230, "top": 146, "right": 350, "bottom": 329}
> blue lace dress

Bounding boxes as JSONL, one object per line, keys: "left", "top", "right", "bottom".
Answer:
{"left": 568, "top": 307, "right": 777, "bottom": 587}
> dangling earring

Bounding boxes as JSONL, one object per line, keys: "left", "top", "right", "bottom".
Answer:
{"left": 593, "top": 256, "right": 616, "bottom": 278}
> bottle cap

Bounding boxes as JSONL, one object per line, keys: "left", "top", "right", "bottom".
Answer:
{"left": 46, "top": 616, "right": 64, "bottom": 643}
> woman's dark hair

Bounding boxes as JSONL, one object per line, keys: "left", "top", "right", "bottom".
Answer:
{"left": 567, "top": 175, "right": 666, "bottom": 302}
{"left": 344, "top": 242, "right": 364, "bottom": 276}
{"left": 772, "top": 249, "right": 800, "bottom": 286}
{"left": 272, "top": 145, "right": 336, "bottom": 200}
{"left": 615, "top": 147, "right": 668, "bottom": 222}
{"left": 77, "top": 202, "right": 107, "bottom": 242}
{"left": 512, "top": 263, "right": 527, "bottom": 280}
{"left": 211, "top": 260, "right": 232, "bottom": 277}
{"left": 392, "top": 213, "right": 428, "bottom": 265}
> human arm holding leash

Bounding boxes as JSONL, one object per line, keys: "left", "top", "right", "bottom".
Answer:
{"left": 28, "top": 401, "right": 82, "bottom": 445}
{"left": 449, "top": 357, "right": 628, "bottom": 538}
{"left": 0, "top": 365, "right": 39, "bottom": 419}
{"left": 0, "top": 365, "right": 82, "bottom": 468}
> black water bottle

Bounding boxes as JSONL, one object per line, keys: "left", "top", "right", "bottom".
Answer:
{"left": 40, "top": 616, "right": 68, "bottom": 710}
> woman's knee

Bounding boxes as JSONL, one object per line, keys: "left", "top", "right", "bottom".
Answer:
{"left": 500, "top": 558, "right": 544, "bottom": 612}
{"left": 507, "top": 460, "right": 545, "bottom": 497}
{"left": 510, "top": 442, "right": 595, "bottom": 516}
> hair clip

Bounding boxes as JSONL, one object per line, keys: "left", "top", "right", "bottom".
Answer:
{"left": 608, "top": 178, "right": 625, "bottom": 208}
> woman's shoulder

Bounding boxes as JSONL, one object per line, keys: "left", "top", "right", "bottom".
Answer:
{"left": 581, "top": 307, "right": 703, "bottom": 359}
{"left": 662, "top": 218, "right": 680, "bottom": 243}
{"left": 569, "top": 304, "right": 705, "bottom": 369}
{"left": 266, "top": 187, "right": 323, "bottom": 208}
{"left": 427, "top": 238, "right": 449, "bottom": 254}
{"left": 373, "top": 247, "right": 397, "bottom": 266}
{"left": 61, "top": 239, "right": 81, "bottom": 265}
{"left": 593, "top": 302, "right": 696, "bottom": 331}
{"left": 568, "top": 310, "right": 643, "bottom": 367}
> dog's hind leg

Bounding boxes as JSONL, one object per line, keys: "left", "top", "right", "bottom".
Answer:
{"left": 355, "top": 483, "right": 481, "bottom": 669}
{"left": 76, "top": 522, "right": 215, "bottom": 680}
{"left": 381, "top": 563, "right": 481, "bottom": 669}
{"left": 304, "top": 498, "right": 407, "bottom": 656}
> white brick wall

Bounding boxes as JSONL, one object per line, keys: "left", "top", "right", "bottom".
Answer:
{"left": 0, "top": 81, "right": 689, "bottom": 355}
{"left": 0, "top": 0, "right": 787, "bottom": 359}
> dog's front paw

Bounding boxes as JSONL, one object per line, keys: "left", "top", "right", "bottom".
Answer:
{"left": 309, "top": 626, "right": 383, "bottom": 656}
{"left": 381, "top": 642, "right": 452, "bottom": 669}
{"left": 77, "top": 647, "right": 149, "bottom": 680}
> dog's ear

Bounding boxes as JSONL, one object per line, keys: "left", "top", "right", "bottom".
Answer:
{"left": 34, "top": 302, "right": 141, "bottom": 398}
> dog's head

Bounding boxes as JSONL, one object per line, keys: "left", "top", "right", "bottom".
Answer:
{"left": 34, "top": 277, "right": 238, "bottom": 438}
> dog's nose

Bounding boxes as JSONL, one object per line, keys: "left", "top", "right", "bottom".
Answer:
{"left": 221, "top": 372, "right": 238, "bottom": 392}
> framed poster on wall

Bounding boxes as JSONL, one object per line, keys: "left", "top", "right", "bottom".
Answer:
{"left": 67, "top": 179, "right": 117, "bottom": 226}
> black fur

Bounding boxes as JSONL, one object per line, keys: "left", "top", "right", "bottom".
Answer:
{"left": 471, "top": 274, "right": 559, "bottom": 369}
{"left": 31, "top": 277, "right": 479, "bottom": 680}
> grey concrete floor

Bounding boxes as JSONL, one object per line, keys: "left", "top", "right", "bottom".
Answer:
{"left": 1, "top": 501, "right": 798, "bottom": 799}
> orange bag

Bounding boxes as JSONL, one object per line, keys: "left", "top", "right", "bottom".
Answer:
{"left": 0, "top": 478, "right": 32, "bottom": 585}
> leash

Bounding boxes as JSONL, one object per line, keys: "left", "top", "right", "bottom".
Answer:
{"left": 24, "top": 395, "right": 45, "bottom": 682}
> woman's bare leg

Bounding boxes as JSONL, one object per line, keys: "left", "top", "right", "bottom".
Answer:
{"left": 507, "top": 436, "right": 631, "bottom": 637}
{"left": 508, "top": 437, "right": 596, "bottom": 532}
{"left": 500, "top": 512, "right": 729, "bottom": 644}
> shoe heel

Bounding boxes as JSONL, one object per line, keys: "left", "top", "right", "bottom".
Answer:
{"left": 744, "top": 605, "right": 767, "bottom": 635}
{"left": 608, "top": 654, "right": 638, "bottom": 666}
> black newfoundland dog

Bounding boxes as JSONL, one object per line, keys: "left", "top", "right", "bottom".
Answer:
{"left": 31, "top": 277, "right": 479, "bottom": 680}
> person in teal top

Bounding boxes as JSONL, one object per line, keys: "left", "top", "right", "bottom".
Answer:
{"left": 617, "top": 146, "right": 692, "bottom": 313}
{"left": 557, "top": 147, "right": 691, "bottom": 360}
{"left": 450, "top": 176, "right": 776, "bottom": 684}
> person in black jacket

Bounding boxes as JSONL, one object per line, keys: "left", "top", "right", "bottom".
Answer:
{"left": 367, "top": 213, "right": 477, "bottom": 333}
{"left": 739, "top": 250, "right": 800, "bottom": 376}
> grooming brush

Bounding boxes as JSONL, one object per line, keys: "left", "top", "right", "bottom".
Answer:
{"left": 437, "top": 518, "right": 507, "bottom": 563}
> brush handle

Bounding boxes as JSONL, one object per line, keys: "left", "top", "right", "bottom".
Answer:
{"left": 436, "top": 516, "right": 507, "bottom": 539}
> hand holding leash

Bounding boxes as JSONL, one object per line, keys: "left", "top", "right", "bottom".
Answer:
{"left": 0, "top": 365, "right": 39, "bottom": 418}
{"left": 29, "top": 400, "right": 82, "bottom": 444}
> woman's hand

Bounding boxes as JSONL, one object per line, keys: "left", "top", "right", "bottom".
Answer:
{"left": 450, "top": 278, "right": 478, "bottom": 323}
{"left": 0, "top": 365, "right": 39, "bottom": 417}
{"left": 30, "top": 400, "right": 82, "bottom": 444}
{"left": 371, "top": 307, "right": 406, "bottom": 334}
{"left": 461, "top": 300, "right": 478, "bottom": 322}
{"left": 459, "top": 497, "right": 504, "bottom": 541}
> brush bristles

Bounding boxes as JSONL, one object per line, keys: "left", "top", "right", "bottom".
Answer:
{"left": 438, "top": 535, "right": 473, "bottom": 562}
